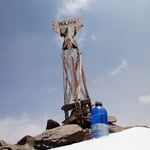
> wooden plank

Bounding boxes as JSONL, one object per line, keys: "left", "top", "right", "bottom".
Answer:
{"left": 61, "top": 98, "right": 91, "bottom": 111}
{"left": 52, "top": 18, "right": 83, "bottom": 35}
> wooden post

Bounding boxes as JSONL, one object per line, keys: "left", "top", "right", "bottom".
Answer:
{"left": 52, "top": 18, "right": 92, "bottom": 127}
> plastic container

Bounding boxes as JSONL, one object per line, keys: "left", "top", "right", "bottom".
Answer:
{"left": 91, "top": 102, "right": 109, "bottom": 138}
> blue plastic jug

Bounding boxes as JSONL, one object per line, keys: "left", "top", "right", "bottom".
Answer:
{"left": 91, "top": 101, "right": 109, "bottom": 138}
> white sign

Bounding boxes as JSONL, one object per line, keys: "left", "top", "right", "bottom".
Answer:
{"left": 52, "top": 18, "right": 83, "bottom": 35}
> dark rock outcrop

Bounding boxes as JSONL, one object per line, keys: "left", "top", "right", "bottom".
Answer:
{"left": 46, "top": 119, "right": 60, "bottom": 130}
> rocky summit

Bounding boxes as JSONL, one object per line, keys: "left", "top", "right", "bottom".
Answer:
{"left": 0, "top": 117, "right": 148, "bottom": 150}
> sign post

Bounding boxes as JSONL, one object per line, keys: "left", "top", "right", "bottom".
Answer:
{"left": 52, "top": 18, "right": 91, "bottom": 128}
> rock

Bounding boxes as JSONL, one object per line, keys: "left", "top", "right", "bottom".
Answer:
{"left": 124, "top": 125, "right": 150, "bottom": 130}
{"left": 0, "top": 144, "right": 18, "bottom": 150}
{"left": 0, "top": 140, "right": 17, "bottom": 150}
{"left": 108, "top": 116, "right": 125, "bottom": 133}
{"left": 34, "top": 124, "right": 86, "bottom": 149}
{"left": 82, "top": 128, "right": 91, "bottom": 140}
{"left": 0, "top": 136, "right": 35, "bottom": 150}
{"left": 0, "top": 140, "right": 7, "bottom": 147}
{"left": 109, "top": 124, "right": 124, "bottom": 133}
{"left": 46, "top": 119, "right": 60, "bottom": 130}
{"left": 15, "top": 135, "right": 35, "bottom": 150}
{"left": 108, "top": 116, "right": 117, "bottom": 124}
{"left": 0, "top": 144, "right": 35, "bottom": 150}
{"left": 17, "top": 135, "right": 34, "bottom": 145}
{"left": 1, "top": 116, "right": 138, "bottom": 149}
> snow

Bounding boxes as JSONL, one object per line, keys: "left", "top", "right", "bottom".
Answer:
{"left": 52, "top": 127, "right": 150, "bottom": 150}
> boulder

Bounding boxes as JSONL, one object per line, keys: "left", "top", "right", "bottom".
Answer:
{"left": 0, "top": 136, "right": 35, "bottom": 150}
{"left": 82, "top": 128, "right": 91, "bottom": 140}
{"left": 0, "top": 140, "right": 16, "bottom": 150}
{"left": 0, "top": 140, "right": 7, "bottom": 147}
{"left": 34, "top": 124, "right": 86, "bottom": 149}
{"left": 108, "top": 116, "right": 124, "bottom": 133}
{"left": 0, "top": 144, "right": 18, "bottom": 150}
{"left": 46, "top": 119, "right": 60, "bottom": 130}
{"left": 108, "top": 116, "right": 117, "bottom": 124}
{"left": 109, "top": 124, "right": 124, "bottom": 133}
{"left": 0, "top": 144, "right": 35, "bottom": 150}
{"left": 17, "top": 135, "right": 34, "bottom": 145}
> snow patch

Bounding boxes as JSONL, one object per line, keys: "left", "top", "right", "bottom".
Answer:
{"left": 52, "top": 127, "right": 150, "bottom": 150}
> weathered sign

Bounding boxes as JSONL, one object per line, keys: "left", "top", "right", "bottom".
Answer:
{"left": 52, "top": 18, "right": 83, "bottom": 35}
{"left": 52, "top": 17, "right": 92, "bottom": 128}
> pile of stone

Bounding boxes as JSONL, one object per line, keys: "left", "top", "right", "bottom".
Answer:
{"left": 0, "top": 117, "right": 130, "bottom": 150}
{"left": 0, "top": 123, "right": 90, "bottom": 150}
{"left": 108, "top": 116, "right": 125, "bottom": 133}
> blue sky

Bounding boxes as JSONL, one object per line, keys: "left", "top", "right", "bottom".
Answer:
{"left": 0, "top": 0, "right": 150, "bottom": 143}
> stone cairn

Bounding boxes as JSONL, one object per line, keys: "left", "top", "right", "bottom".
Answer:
{"left": 0, "top": 116, "right": 128, "bottom": 150}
